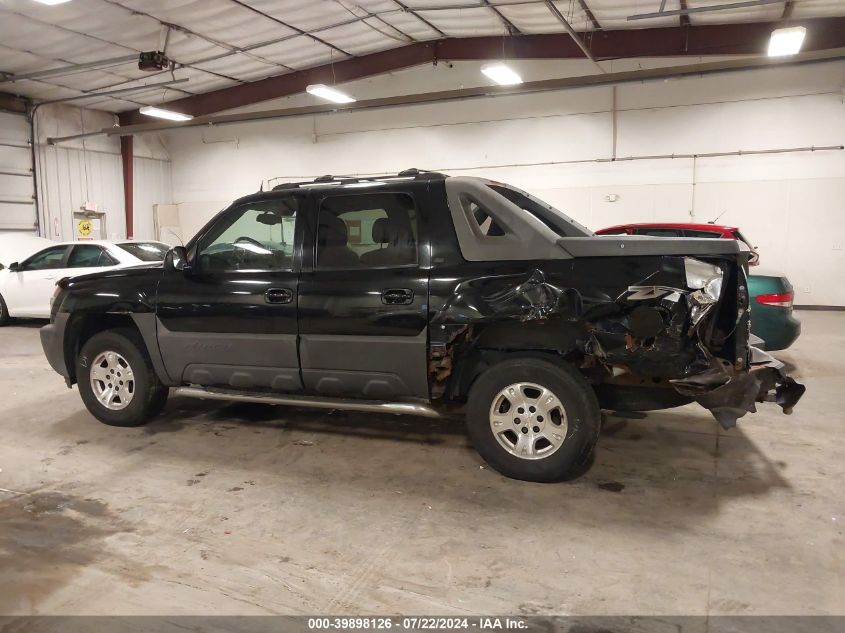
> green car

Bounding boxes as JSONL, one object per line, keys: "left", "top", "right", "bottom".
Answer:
{"left": 748, "top": 270, "right": 801, "bottom": 351}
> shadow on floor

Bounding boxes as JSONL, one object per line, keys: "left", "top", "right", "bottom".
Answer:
{"left": 44, "top": 391, "right": 792, "bottom": 528}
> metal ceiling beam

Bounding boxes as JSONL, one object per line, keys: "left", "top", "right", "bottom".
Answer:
{"left": 629, "top": 0, "right": 783, "bottom": 21}
{"left": 782, "top": 1, "right": 795, "bottom": 19}
{"left": 0, "top": 55, "right": 139, "bottom": 84}
{"left": 543, "top": 1, "right": 602, "bottom": 69}
{"left": 480, "top": 0, "right": 521, "bottom": 35}
{"left": 228, "top": 0, "right": 353, "bottom": 58}
{"left": 61, "top": 46, "right": 845, "bottom": 144}
{"left": 38, "top": 78, "right": 190, "bottom": 106}
{"left": 392, "top": 0, "right": 446, "bottom": 37}
{"left": 578, "top": 0, "right": 602, "bottom": 30}
{"left": 679, "top": 0, "right": 691, "bottom": 27}
{"left": 116, "top": 16, "right": 845, "bottom": 124}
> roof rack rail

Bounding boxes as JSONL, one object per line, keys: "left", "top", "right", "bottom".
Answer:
{"left": 269, "top": 169, "right": 447, "bottom": 191}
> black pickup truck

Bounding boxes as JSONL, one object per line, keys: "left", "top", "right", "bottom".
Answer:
{"left": 41, "top": 170, "right": 804, "bottom": 482}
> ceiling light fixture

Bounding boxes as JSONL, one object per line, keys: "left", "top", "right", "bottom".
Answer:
{"left": 768, "top": 26, "right": 806, "bottom": 57}
{"left": 481, "top": 62, "right": 523, "bottom": 86}
{"left": 139, "top": 105, "right": 193, "bottom": 122}
{"left": 305, "top": 84, "right": 356, "bottom": 104}
{"left": 31, "top": 0, "right": 73, "bottom": 5}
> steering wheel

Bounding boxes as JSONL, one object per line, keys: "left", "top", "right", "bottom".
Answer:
{"left": 234, "top": 236, "right": 264, "bottom": 248}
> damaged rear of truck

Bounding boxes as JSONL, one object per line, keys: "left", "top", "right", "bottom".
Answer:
{"left": 427, "top": 177, "right": 804, "bottom": 441}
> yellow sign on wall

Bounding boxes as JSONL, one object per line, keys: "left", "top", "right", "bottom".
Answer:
{"left": 77, "top": 219, "right": 92, "bottom": 238}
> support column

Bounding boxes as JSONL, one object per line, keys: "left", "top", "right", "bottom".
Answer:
{"left": 120, "top": 135, "right": 134, "bottom": 239}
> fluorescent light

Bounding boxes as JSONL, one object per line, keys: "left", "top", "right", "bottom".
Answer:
{"left": 306, "top": 84, "right": 356, "bottom": 104}
{"left": 139, "top": 105, "right": 193, "bottom": 122}
{"left": 768, "top": 26, "right": 806, "bottom": 57}
{"left": 481, "top": 62, "right": 523, "bottom": 86}
{"left": 32, "top": 0, "right": 73, "bottom": 5}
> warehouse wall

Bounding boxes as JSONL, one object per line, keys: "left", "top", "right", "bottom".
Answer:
{"left": 29, "top": 104, "right": 172, "bottom": 242}
{"left": 165, "top": 58, "right": 845, "bottom": 305}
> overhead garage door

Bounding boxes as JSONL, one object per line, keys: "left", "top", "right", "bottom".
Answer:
{"left": 0, "top": 110, "right": 36, "bottom": 232}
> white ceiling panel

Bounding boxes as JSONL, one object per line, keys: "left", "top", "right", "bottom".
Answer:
{"left": 167, "top": 68, "right": 240, "bottom": 94}
{"left": 115, "top": 0, "right": 299, "bottom": 49}
{"left": 417, "top": 7, "right": 508, "bottom": 37}
{"left": 1, "top": 0, "right": 844, "bottom": 112}
{"left": 193, "top": 54, "right": 286, "bottom": 82}
{"left": 498, "top": 1, "right": 593, "bottom": 34}
{"left": 249, "top": 36, "right": 339, "bottom": 69}
{"left": 588, "top": 0, "right": 680, "bottom": 30}
{"left": 687, "top": 0, "right": 784, "bottom": 24}
{"left": 156, "top": 30, "right": 233, "bottom": 66}
{"left": 0, "top": 13, "right": 131, "bottom": 63}
{"left": 7, "top": 79, "right": 84, "bottom": 102}
{"left": 6, "top": 0, "right": 161, "bottom": 52}
{"left": 318, "top": 19, "right": 406, "bottom": 55}
{"left": 243, "top": 0, "right": 354, "bottom": 32}
{"left": 792, "top": 0, "right": 845, "bottom": 19}
{"left": 373, "top": 9, "right": 443, "bottom": 40}
{"left": 0, "top": 44, "right": 56, "bottom": 76}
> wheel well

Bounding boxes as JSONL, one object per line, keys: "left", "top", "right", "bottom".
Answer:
{"left": 443, "top": 320, "right": 588, "bottom": 402}
{"left": 448, "top": 348, "right": 584, "bottom": 403}
{"left": 64, "top": 314, "right": 142, "bottom": 383}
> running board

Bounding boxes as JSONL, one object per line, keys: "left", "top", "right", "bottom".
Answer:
{"left": 174, "top": 386, "right": 442, "bottom": 419}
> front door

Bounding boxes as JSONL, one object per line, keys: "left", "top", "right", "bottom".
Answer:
{"left": 4, "top": 245, "right": 70, "bottom": 317}
{"left": 297, "top": 190, "right": 430, "bottom": 401}
{"left": 156, "top": 193, "right": 304, "bottom": 392}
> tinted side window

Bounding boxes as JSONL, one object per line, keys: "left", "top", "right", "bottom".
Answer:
{"left": 68, "top": 245, "right": 118, "bottom": 268}
{"left": 633, "top": 228, "right": 683, "bottom": 237}
{"left": 197, "top": 198, "right": 298, "bottom": 272}
{"left": 22, "top": 246, "right": 67, "bottom": 271}
{"left": 684, "top": 230, "right": 722, "bottom": 238}
{"left": 317, "top": 193, "right": 417, "bottom": 269}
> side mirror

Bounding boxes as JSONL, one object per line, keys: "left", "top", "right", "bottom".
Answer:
{"left": 163, "top": 246, "right": 188, "bottom": 273}
{"left": 8, "top": 262, "right": 20, "bottom": 273}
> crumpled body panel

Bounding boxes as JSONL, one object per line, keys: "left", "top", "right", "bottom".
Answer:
{"left": 428, "top": 256, "right": 804, "bottom": 428}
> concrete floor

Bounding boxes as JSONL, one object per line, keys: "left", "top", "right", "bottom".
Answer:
{"left": 0, "top": 311, "right": 842, "bottom": 616}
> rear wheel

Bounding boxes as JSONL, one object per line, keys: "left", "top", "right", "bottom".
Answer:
{"left": 466, "top": 357, "right": 600, "bottom": 482}
{"left": 76, "top": 329, "right": 168, "bottom": 427}
{"left": 0, "top": 293, "right": 10, "bottom": 326}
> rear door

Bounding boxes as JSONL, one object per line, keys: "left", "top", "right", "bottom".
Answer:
{"left": 297, "top": 189, "right": 430, "bottom": 400}
{"left": 156, "top": 193, "right": 303, "bottom": 391}
{"left": 3, "top": 245, "right": 70, "bottom": 316}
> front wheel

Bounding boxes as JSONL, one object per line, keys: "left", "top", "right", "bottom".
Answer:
{"left": 76, "top": 329, "right": 169, "bottom": 427}
{"left": 466, "top": 357, "right": 601, "bottom": 482}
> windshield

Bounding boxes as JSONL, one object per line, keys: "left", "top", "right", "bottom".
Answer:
{"left": 117, "top": 242, "right": 169, "bottom": 262}
{"left": 488, "top": 184, "right": 593, "bottom": 237}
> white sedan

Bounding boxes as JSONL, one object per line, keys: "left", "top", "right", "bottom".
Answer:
{"left": 0, "top": 240, "right": 170, "bottom": 324}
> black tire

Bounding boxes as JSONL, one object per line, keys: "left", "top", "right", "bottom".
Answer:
{"left": 0, "top": 293, "right": 11, "bottom": 326}
{"left": 466, "top": 357, "right": 601, "bottom": 482}
{"left": 76, "top": 328, "right": 169, "bottom": 427}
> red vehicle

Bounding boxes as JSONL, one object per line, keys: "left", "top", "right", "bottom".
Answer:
{"left": 596, "top": 223, "right": 760, "bottom": 266}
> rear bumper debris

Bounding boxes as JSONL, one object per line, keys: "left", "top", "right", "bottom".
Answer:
{"left": 670, "top": 347, "right": 805, "bottom": 429}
